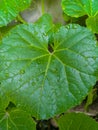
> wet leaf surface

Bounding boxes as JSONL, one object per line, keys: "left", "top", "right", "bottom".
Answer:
{"left": 0, "top": 0, "right": 32, "bottom": 27}
{"left": 0, "top": 14, "right": 98, "bottom": 120}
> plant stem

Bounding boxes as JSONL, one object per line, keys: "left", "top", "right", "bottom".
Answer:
{"left": 41, "top": 0, "right": 45, "bottom": 15}
{"left": 17, "top": 14, "right": 27, "bottom": 24}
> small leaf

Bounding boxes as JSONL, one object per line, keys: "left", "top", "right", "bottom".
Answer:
{"left": 62, "top": 0, "right": 98, "bottom": 33}
{"left": 57, "top": 112, "right": 98, "bottom": 130}
{"left": 35, "top": 13, "right": 54, "bottom": 33}
{"left": 0, "top": 14, "right": 98, "bottom": 119}
{"left": 86, "top": 15, "right": 98, "bottom": 33}
{"left": 0, "top": 0, "right": 32, "bottom": 27}
{"left": 62, "top": 0, "right": 98, "bottom": 17}
{"left": 0, "top": 109, "right": 36, "bottom": 130}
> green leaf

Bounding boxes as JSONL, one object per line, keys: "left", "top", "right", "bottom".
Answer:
{"left": 0, "top": 96, "right": 9, "bottom": 111}
{"left": 62, "top": 0, "right": 98, "bottom": 17}
{"left": 0, "top": 25, "right": 16, "bottom": 40}
{"left": 35, "top": 13, "right": 54, "bottom": 32}
{"left": 62, "top": 0, "right": 98, "bottom": 33}
{"left": 0, "top": 109, "right": 36, "bottom": 130}
{"left": 84, "top": 89, "right": 95, "bottom": 111}
{"left": 0, "top": 14, "right": 98, "bottom": 119}
{"left": 57, "top": 112, "right": 98, "bottom": 130}
{"left": 0, "top": 0, "right": 32, "bottom": 27}
{"left": 86, "top": 15, "right": 98, "bottom": 33}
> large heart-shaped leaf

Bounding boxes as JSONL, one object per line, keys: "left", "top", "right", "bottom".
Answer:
{"left": 0, "top": 14, "right": 98, "bottom": 119}
{"left": 0, "top": 109, "right": 36, "bottom": 130}
{"left": 57, "top": 112, "right": 98, "bottom": 130}
{"left": 62, "top": 0, "right": 98, "bottom": 33}
{"left": 0, "top": 0, "right": 32, "bottom": 27}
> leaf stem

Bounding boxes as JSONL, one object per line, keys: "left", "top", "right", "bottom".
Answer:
{"left": 17, "top": 14, "right": 27, "bottom": 24}
{"left": 41, "top": 0, "right": 45, "bottom": 15}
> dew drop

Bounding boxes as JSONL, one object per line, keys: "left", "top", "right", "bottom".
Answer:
{"left": 23, "top": 1, "right": 26, "bottom": 3}
{"left": 57, "top": 77, "right": 60, "bottom": 82}
{"left": 93, "top": 57, "right": 97, "bottom": 60}
{"left": 5, "top": 73, "right": 9, "bottom": 78}
{"left": 17, "top": 104, "right": 21, "bottom": 107}
{"left": 4, "top": 11, "right": 7, "bottom": 14}
{"left": 32, "top": 81, "right": 36, "bottom": 86}
{"left": 72, "top": 24, "right": 77, "bottom": 29}
{"left": 43, "top": 33, "right": 47, "bottom": 36}
{"left": 20, "top": 69, "right": 25, "bottom": 74}
{"left": 35, "top": 64, "right": 38, "bottom": 67}
{"left": 66, "top": 25, "right": 70, "bottom": 29}
{"left": 35, "top": 32, "right": 38, "bottom": 35}
{"left": 19, "top": 78, "right": 22, "bottom": 82}
{"left": 37, "top": 60, "right": 41, "bottom": 64}
{"left": 78, "top": 91, "right": 81, "bottom": 94}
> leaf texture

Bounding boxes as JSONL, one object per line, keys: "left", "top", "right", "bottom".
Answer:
{"left": 0, "top": 0, "right": 32, "bottom": 27}
{"left": 0, "top": 109, "right": 36, "bottom": 130}
{"left": 57, "top": 112, "right": 98, "bottom": 130}
{"left": 62, "top": 0, "right": 98, "bottom": 17}
{"left": 0, "top": 14, "right": 97, "bottom": 119}
{"left": 86, "top": 14, "right": 98, "bottom": 33}
{"left": 62, "top": 0, "right": 98, "bottom": 33}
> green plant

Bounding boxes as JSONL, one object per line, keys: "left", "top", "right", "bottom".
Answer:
{"left": 0, "top": 0, "right": 98, "bottom": 129}
{"left": 57, "top": 112, "right": 98, "bottom": 130}
{"left": 62, "top": 0, "right": 98, "bottom": 33}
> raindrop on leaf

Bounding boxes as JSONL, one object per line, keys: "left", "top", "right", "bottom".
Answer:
{"left": 5, "top": 73, "right": 9, "bottom": 78}
{"left": 19, "top": 69, "right": 25, "bottom": 74}
{"left": 32, "top": 81, "right": 36, "bottom": 86}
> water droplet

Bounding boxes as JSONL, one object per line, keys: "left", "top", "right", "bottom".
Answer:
{"left": 57, "top": 77, "right": 60, "bottom": 82}
{"left": 19, "top": 78, "right": 22, "bottom": 82}
{"left": 17, "top": 104, "right": 21, "bottom": 107}
{"left": 72, "top": 24, "right": 77, "bottom": 29}
{"left": 20, "top": 69, "right": 25, "bottom": 74}
{"left": 32, "top": 81, "right": 36, "bottom": 86}
{"left": 78, "top": 91, "right": 81, "bottom": 94}
{"left": 35, "top": 32, "right": 38, "bottom": 35}
{"left": 52, "top": 68, "right": 58, "bottom": 73}
{"left": 4, "top": 11, "right": 7, "bottom": 14}
{"left": 43, "top": 33, "right": 47, "bottom": 36}
{"left": 23, "top": 1, "right": 26, "bottom": 3}
{"left": 37, "top": 60, "right": 41, "bottom": 64}
{"left": 93, "top": 57, "right": 97, "bottom": 60}
{"left": 2, "top": 56, "right": 6, "bottom": 59}
{"left": 5, "top": 73, "right": 9, "bottom": 78}
{"left": 35, "top": 64, "right": 38, "bottom": 67}
{"left": 66, "top": 25, "right": 70, "bottom": 29}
